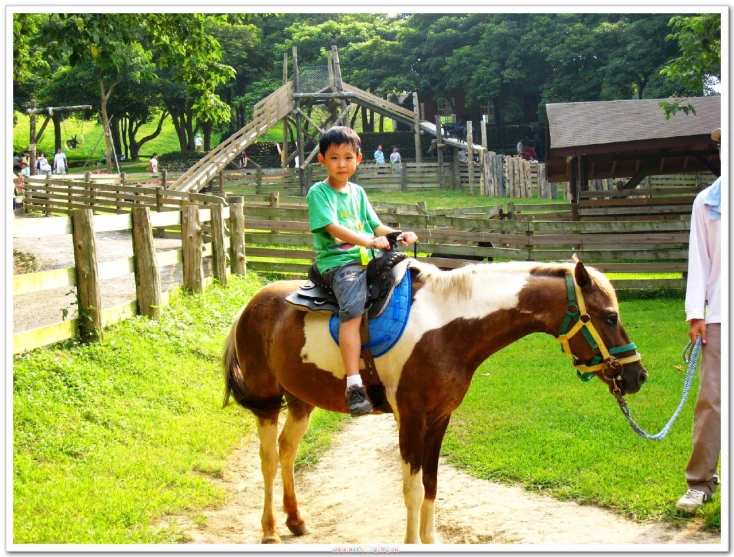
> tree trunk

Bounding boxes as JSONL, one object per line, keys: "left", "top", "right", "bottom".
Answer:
{"left": 53, "top": 113, "right": 62, "bottom": 152}
{"left": 202, "top": 120, "right": 213, "bottom": 151}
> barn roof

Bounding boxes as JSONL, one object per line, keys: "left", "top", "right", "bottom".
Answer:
{"left": 547, "top": 96, "right": 720, "bottom": 150}
{"left": 544, "top": 96, "right": 721, "bottom": 182}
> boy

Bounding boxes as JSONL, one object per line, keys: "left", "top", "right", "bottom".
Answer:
{"left": 307, "top": 127, "right": 418, "bottom": 416}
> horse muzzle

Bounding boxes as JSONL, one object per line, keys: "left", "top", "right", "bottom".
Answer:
{"left": 603, "top": 360, "right": 648, "bottom": 395}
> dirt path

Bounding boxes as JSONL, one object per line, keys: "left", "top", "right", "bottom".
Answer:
{"left": 161, "top": 414, "right": 720, "bottom": 547}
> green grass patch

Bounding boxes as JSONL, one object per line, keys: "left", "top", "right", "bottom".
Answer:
{"left": 13, "top": 273, "right": 269, "bottom": 544}
{"left": 368, "top": 189, "right": 567, "bottom": 209}
{"left": 441, "top": 294, "right": 720, "bottom": 530}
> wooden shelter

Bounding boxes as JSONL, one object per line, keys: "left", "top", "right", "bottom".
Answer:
{"left": 544, "top": 96, "right": 721, "bottom": 200}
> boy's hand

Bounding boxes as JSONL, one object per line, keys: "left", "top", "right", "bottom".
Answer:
{"left": 397, "top": 231, "right": 418, "bottom": 246}
{"left": 688, "top": 318, "right": 707, "bottom": 345}
{"left": 370, "top": 236, "right": 391, "bottom": 249}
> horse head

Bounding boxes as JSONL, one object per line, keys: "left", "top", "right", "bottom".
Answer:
{"left": 556, "top": 258, "right": 648, "bottom": 396}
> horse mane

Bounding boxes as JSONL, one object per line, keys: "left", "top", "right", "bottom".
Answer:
{"left": 409, "top": 259, "right": 618, "bottom": 309}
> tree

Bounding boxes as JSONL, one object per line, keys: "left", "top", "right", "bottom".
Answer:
{"left": 41, "top": 13, "right": 234, "bottom": 171}
{"left": 659, "top": 13, "right": 721, "bottom": 118}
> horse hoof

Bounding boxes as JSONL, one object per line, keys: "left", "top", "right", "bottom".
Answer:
{"left": 261, "top": 535, "right": 281, "bottom": 544}
{"left": 286, "top": 521, "right": 310, "bottom": 536}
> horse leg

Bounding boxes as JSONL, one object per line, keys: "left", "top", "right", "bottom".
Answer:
{"left": 398, "top": 415, "right": 426, "bottom": 544}
{"left": 255, "top": 414, "right": 281, "bottom": 544}
{"left": 279, "top": 396, "right": 314, "bottom": 537}
{"left": 419, "top": 415, "right": 451, "bottom": 544}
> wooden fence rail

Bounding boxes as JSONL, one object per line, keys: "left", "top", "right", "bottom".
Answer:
{"left": 12, "top": 199, "right": 246, "bottom": 354}
{"left": 235, "top": 197, "right": 691, "bottom": 290}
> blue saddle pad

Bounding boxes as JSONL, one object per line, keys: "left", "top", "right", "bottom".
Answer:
{"left": 329, "top": 269, "right": 412, "bottom": 358}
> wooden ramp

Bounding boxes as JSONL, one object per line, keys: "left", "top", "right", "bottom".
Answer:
{"left": 419, "top": 121, "right": 484, "bottom": 151}
{"left": 340, "top": 83, "right": 417, "bottom": 126}
{"left": 169, "top": 82, "right": 294, "bottom": 193}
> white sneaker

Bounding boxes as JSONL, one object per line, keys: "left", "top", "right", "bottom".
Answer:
{"left": 675, "top": 489, "right": 710, "bottom": 512}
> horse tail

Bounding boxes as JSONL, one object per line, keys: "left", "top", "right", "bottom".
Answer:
{"left": 222, "top": 307, "right": 286, "bottom": 417}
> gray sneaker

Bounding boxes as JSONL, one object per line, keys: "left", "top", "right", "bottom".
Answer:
{"left": 675, "top": 489, "right": 710, "bottom": 513}
{"left": 346, "top": 385, "right": 373, "bottom": 416}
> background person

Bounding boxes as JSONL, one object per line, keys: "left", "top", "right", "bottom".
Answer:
{"left": 373, "top": 144, "right": 385, "bottom": 165}
{"left": 53, "top": 148, "right": 67, "bottom": 175}
{"left": 676, "top": 127, "right": 722, "bottom": 514}
{"left": 389, "top": 146, "right": 401, "bottom": 174}
{"left": 147, "top": 153, "right": 159, "bottom": 173}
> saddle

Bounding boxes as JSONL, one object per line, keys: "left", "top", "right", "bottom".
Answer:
{"left": 285, "top": 231, "right": 409, "bottom": 319}
{"left": 285, "top": 231, "right": 411, "bottom": 413}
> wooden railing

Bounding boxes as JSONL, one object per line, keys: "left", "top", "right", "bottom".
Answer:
{"left": 20, "top": 173, "right": 226, "bottom": 216}
{"left": 12, "top": 199, "right": 247, "bottom": 354}
{"left": 235, "top": 194, "right": 690, "bottom": 290}
{"left": 169, "top": 82, "right": 294, "bottom": 193}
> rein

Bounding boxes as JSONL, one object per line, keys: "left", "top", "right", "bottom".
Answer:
{"left": 613, "top": 337, "right": 701, "bottom": 440}
{"left": 556, "top": 273, "right": 641, "bottom": 392}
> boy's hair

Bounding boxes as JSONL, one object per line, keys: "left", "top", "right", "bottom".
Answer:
{"left": 319, "top": 126, "right": 361, "bottom": 156}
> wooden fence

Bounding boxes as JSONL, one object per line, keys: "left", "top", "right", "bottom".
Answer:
{"left": 234, "top": 193, "right": 689, "bottom": 290}
{"left": 12, "top": 200, "right": 246, "bottom": 354}
{"left": 20, "top": 172, "right": 226, "bottom": 216}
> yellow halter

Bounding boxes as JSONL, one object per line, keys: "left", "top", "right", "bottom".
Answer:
{"left": 556, "top": 273, "right": 641, "bottom": 392}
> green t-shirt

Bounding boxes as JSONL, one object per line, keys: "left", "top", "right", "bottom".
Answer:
{"left": 306, "top": 181, "right": 383, "bottom": 273}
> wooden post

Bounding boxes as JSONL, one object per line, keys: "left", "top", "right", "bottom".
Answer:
{"left": 131, "top": 207, "right": 161, "bottom": 319}
{"left": 161, "top": 169, "right": 168, "bottom": 189}
{"left": 256, "top": 166, "right": 263, "bottom": 194}
{"left": 229, "top": 196, "right": 246, "bottom": 275}
{"left": 481, "top": 115, "right": 488, "bottom": 151}
{"left": 401, "top": 160, "right": 408, "bottom": 192}
{"left": 452, "top": 148, "right": 461, "bottom": 191}
{"left": 181, "top": 203, "right": 204, "bottom": 294}
{"left": 412, "top": 92, "right": 422, "bottom": 163}
{"left": 435, "top": 115, "right": 445, "bottom": 189}
{"left": 218, "top": 170, "right": 225, "bottom": 196}
{"left": 293, "top": 46, "right": 307, "bottom": 196}
{"left": 505, "top": 157, "right": 514, "bottom": 198}
{"left": 29, "top": 100, "right": 37, "bottom": 175}
{"left": 71, "top": 209, "right": 103, "bottom": 342}
{"left": 45, "top": 174, "right": 52, "bottom": 216}
{"left": 282, "top": 52, "right": 289, "bottom": 171}
{"left": 467, "top": 121, "right": 474, "bottom": 196}
{"left": 84, "top": 172, "right": 92, "bottom": 211}
{"left": 210, "top": 203, "right": 228, "bottom": 287}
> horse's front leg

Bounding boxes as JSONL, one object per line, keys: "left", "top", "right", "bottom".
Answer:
{"left": 255, "top": 414, "right": 281, "bottom": 543}
{"left": 398, "top": 415, "right": 426, "bottom": 544}
{"left": 279, "top": 397, "right": 314, "bottom": 537}
{"left": 419, "top": 415, "right": 451, "bottom": 544}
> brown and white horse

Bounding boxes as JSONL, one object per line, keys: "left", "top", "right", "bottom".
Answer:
{"left": 222, "top": 259, "right": 648, "bottom": 544}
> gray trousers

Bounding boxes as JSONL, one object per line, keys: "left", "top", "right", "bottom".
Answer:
{"left": 685, "top": 323, "right": 721, "bottom": 496}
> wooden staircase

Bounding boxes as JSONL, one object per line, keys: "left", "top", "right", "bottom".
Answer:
{"left": 169, "top": 82, "right": 294, "bottom": 193}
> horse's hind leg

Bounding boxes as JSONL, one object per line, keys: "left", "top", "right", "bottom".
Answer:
{"left": 279, "top": 395, "right": 314, "bottom": 537}
{"left": 255, "top": 413, "right": 281, "bottom": 544}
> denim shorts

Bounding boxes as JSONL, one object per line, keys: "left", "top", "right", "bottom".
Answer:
{"left": 321, "top": 262, "right": 368, "bottom": 323}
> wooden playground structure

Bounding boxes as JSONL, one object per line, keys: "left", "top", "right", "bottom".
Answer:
{"left": 169, "top": 46, "right": 487, "bottom": 195}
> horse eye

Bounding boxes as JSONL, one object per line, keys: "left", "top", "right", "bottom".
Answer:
{"left": 606, "top": 314, "right": 618, "bottom": 326}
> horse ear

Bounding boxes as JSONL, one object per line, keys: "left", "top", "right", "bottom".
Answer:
{"left": 571, "top": 253, "right": 580, "bottom": 264}
{"left": 574, "top": 260, "right": 591, "bottom": 289}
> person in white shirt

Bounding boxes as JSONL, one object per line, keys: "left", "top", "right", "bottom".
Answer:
{"left": 148, "top": 153, "right": 159, "bottom": 173}
{"left": 389, "top": 146, "right": 401, "bottom": 175}
{"left": 676, "top": 127, "right": 722, "bottom": 513}
{"left": 53, "top": 148, "right": 67, "bottom": 174}
{"left": 194, "top": 134, "right": 203, "bottom": 152}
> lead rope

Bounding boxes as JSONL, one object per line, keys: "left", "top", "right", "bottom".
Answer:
{"left": 614, "top": 336, "right": 702, "bottom": 441}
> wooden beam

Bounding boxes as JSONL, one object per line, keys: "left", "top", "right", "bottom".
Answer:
{"left": 621, "top": 161, "right": 656, "bottom": 189}
{"left": 693, "top": 153, "right": 721, "bottom": 176}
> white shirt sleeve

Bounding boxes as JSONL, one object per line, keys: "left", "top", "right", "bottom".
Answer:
{"left": 684, "top": 190, "right": 712, "bottom": 322}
